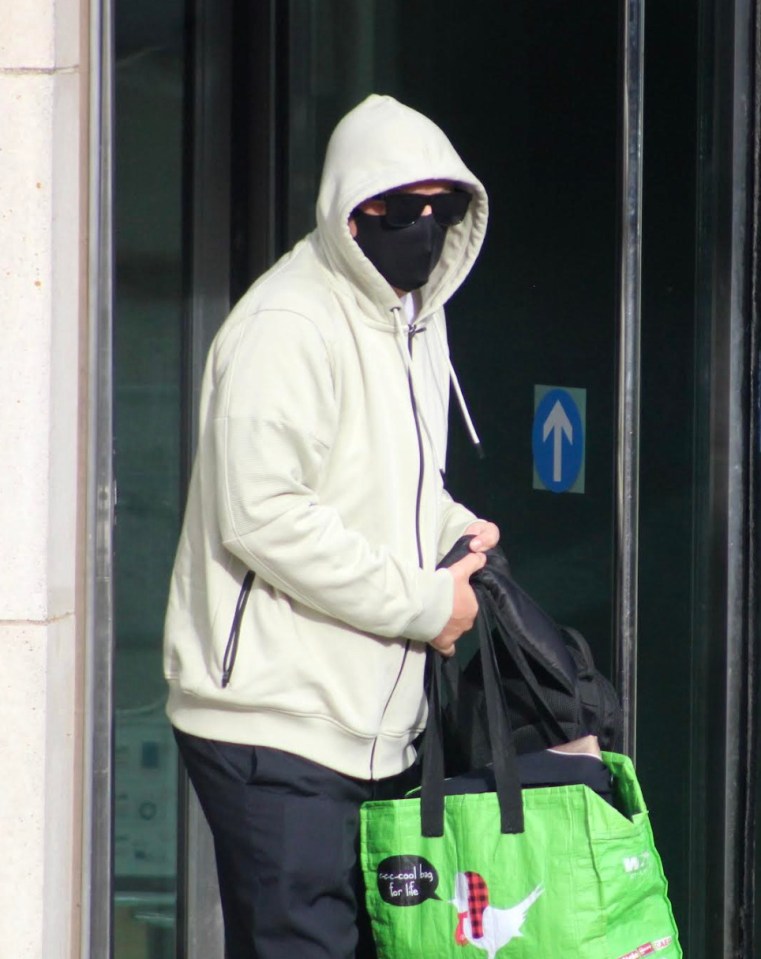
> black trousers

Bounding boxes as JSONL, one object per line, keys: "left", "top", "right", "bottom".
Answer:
{"left": 173, "top": 728, "right": 416, "bottom": 959}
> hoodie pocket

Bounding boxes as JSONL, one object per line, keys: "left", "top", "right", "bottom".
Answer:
{"left": 221, "top": 569, "right": 255, "bottom": 688}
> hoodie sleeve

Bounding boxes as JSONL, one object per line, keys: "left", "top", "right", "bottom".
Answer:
{"left": 437, "top": 487, "right": 479, "bottom": 561}
{"left": 213, "top": 308, "right": 454, "bottom": 642}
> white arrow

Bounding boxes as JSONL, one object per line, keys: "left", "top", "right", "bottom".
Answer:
{"left": 542, "top": 400, "right": 573, "bottom": 482}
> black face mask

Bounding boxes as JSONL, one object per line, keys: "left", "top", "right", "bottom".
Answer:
{"left": 352, "top": 211, "right": 446, "bottom": 292}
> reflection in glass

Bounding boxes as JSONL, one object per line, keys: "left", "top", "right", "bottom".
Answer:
{"left": 113, "top": 3, "right": 186, "bottom": 957}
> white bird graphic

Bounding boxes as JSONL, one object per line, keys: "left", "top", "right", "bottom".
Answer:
{"left": 449, "top": 871, "right": 544, "bottom": 958}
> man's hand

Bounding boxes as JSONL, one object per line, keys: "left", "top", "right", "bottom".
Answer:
{"left": 464, "top": 520, "right": 500, "bottom": 553}
{"left": 431, "top": 551, "right": 486, "bottom": 657}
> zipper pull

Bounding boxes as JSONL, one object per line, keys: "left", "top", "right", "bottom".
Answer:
{"left": 407, "top": 322, "right": 427, "bottom": 355}
{"left": 407, "top": 321, "right": 427, "bottom": 337}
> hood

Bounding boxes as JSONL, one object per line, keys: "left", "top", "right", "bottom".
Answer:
{"left": 314, "top": 94, "right": 488, "bottom": 323}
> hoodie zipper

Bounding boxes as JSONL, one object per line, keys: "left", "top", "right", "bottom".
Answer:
{"left": 221, "top": 570, "right": 255, "bottom": 687}
{"left": 369, "top": 316, "right": 426, "bottom": 779}
{"left": 406, "top": 321, "right": 426, "bottom": 568}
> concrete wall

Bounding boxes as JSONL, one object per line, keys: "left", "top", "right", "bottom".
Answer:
{"left": 0, "top": 1, "right": 87, "bottom": 956}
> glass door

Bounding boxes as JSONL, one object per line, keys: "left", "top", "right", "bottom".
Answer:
{"left": 112, "top": 3, "right": 187, "bottom": 956}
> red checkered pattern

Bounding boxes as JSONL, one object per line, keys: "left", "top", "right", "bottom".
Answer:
{"left": 464, "top": 871, "right": 489, "bottom": 939}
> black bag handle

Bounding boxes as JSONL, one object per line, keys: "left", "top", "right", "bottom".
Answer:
{"left": 477, "top": 606, "right": 525, "bottom": 833}
{"left": 420, "top": 651, "right": 446, "bottom": 836}
{"left": 489, "top": 608, "right": 570, "bottom": 747}
{"left": 421, "top": 603, "right": 524, "bottom": 837}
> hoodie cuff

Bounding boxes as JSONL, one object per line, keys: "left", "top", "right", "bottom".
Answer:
{"left": 403, "top": 568, "right": 454, "bottom": 642}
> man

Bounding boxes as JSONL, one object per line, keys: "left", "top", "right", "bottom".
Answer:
{"left": 163, "top": 94, "right": 498, "bottom": 958}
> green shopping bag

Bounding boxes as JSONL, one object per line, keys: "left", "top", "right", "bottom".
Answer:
{"left": 360, "top": 612, "right": 682, "bottom": 958}
{"left": 361, "top": 751, "right": 681, "bottom": 959}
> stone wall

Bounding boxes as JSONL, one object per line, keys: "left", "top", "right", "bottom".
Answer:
{"left": 0, "top": 2, "right": 87, "bottom": 957}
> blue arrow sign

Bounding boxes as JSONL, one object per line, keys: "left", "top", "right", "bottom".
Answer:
{"left": 532, "top": 387, "right": 585, "bottom": 493}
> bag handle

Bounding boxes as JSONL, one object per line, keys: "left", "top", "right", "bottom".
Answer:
{"left": 421, "top": 602, "right": 525, "bottom": 837}
{"left": 489, "top": 610, "right": 570, "bottom": 747}
{"left": 420, "top": 651, "right": 446, "bottom": 836}
{"left": 477, "top": 606, "right": 525, "bottom": 833}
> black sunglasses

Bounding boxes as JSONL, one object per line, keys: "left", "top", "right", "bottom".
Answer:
{"left": 371, "top": 189, "right": 472, "bottom": 228}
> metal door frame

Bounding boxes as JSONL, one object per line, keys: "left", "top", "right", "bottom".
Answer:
{"left": 83, "top": 0, "right": 115, "bottom": 956}
{"left": 694, "top": 0, "right": 759, "bottom": 953}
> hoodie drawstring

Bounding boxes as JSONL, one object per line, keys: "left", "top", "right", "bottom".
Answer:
{"left": 392, "top": 305, "right": 484, "bottom": 462}
{"left": 430, "top": 321, "right": 484, "bottom": 459}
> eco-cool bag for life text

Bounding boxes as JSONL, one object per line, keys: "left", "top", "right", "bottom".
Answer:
{"left": 360, "top": 546, "right": 681, "bottom": 959}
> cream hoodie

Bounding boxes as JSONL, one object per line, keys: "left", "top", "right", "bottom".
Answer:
{"left": 163, "top": 94, "right": 489, "bottom": 779}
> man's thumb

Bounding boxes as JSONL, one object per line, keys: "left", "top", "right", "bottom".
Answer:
{"left": 456, "top": 550, "right": 486, "bottom": 579}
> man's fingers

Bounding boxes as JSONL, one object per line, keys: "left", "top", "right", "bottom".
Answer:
{"left": 432, "top": 552, "right": 485, "bottom": 655}
{"left": 465, "top": 520, "right": 500, "bottom": 552}
{"left": 453, "top": 550, "right": 486, "bottom": 579}
{"left": 432, "top": 638, "right": 456, "bottom": 658}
